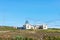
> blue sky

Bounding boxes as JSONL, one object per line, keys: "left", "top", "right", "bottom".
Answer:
{"left": 0, "top": 0, "right": 60, "bottom": 28}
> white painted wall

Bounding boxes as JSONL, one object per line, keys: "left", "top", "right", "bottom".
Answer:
{"left": 23, "top": 24, "right": 48, "bottom": 29}
{"left": 25, "top": 24, "right": 31, "bottom": 29}
{"left": 43, "top": 24, "right": 48, "bottom": 29}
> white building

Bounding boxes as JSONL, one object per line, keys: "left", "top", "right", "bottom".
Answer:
{"left": 23, "top": 21, "right": 48, "bottom": 29}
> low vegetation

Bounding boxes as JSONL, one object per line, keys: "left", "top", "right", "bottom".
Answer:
{"left": 0, "top": 26, "right": 60, "bottom": 40}
{"left": 0, "top": 26, "right": 17, "bottom": 31}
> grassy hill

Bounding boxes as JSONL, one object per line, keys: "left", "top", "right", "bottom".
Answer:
{"left": 0, "top": 26, "right": 17, "bottom": 31}
{"left": 0, "top": 26, "right": 60, "bottom": 40}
